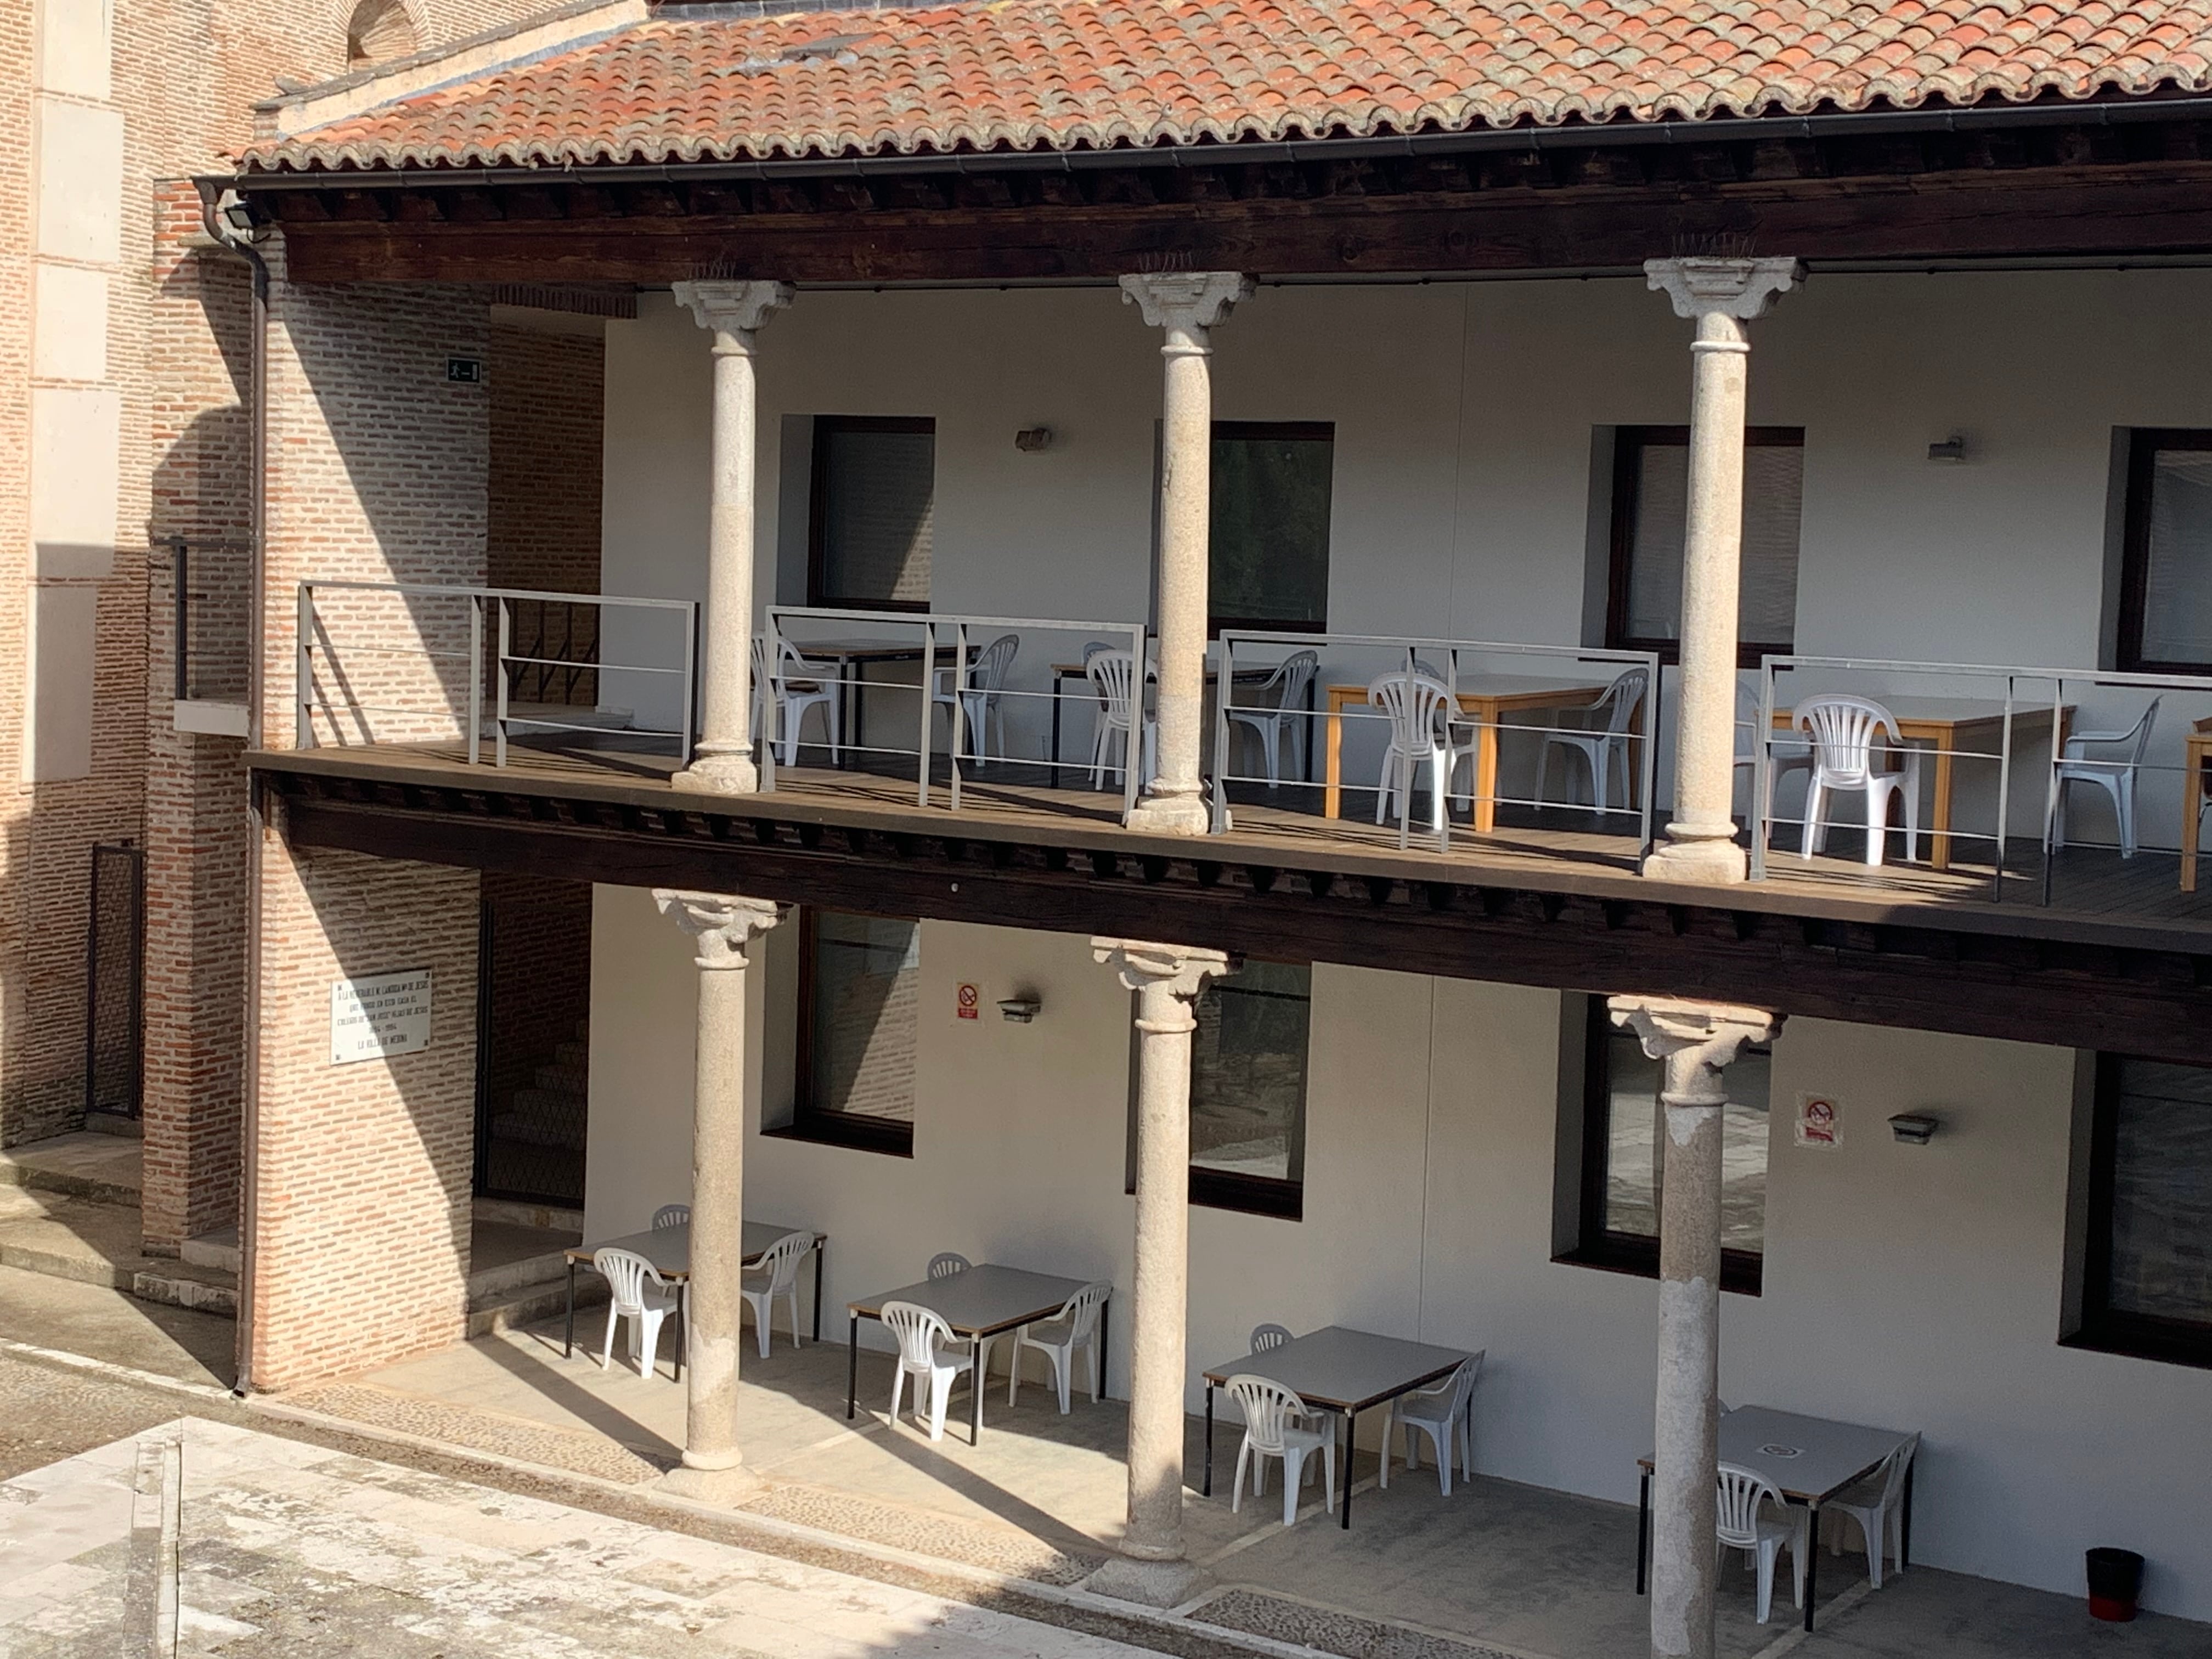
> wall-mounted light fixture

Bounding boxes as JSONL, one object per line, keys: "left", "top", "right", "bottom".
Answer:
{"left": 998, "top": 995, "right": 1042, "bottom": 1024}
{"left": 1926, "top": 435, "right": 1968, "bottom": 464}
{"left": 1014, "top": 426, "right": 1054, "bottom": 454}
{"left": 1889, "top": 1112, "right": 1940, "bottom": 1145}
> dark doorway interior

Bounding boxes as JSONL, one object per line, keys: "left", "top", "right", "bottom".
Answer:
{"left": 474, "top": 873, "right": 594, "bottom": 1207}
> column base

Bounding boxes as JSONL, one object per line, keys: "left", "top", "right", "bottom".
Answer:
{"left": 1642, "top": 830, "right": 1747, "bottom": 886}
{"left": 671, "top": 751, "right": 760, "bottom": 795}
{"left": 658, "top": 1462, "right": 762, "bottom": 1506}
{"left": 1124, "top": 791, "right": 1210, "bottom": 837}
{"left": 1082, "top": 1556, "right": 1212, "bottom": 1609}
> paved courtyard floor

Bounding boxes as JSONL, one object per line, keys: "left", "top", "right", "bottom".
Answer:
{"left": 0, "top": 1417, "right": 1165, "bottom": 1657}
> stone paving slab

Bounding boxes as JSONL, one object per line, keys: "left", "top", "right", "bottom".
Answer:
{"left": 0, "top": 1417, "right": 1165, "bottom": 1658}
{"left": 0, "top": 1136, "right": 142, "bottom": 1205}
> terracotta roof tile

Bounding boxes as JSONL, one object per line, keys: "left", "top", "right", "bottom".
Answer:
{"left": 242, "top": 0, "right": 2212, "bottom": 173}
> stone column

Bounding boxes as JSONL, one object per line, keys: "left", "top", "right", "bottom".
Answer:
{"left": 1607, "top": 995, "right": 1780, "bottom": 1659}
{"left": 1088, "top": 936, "right": 1231, "bottom": 1605}
{"left": 1640, "top": 258, "right": 1802, "bottom": 885}
{"left": 669, "top": 281, "right": 794, "bottom": 795}
{"left": 1118, "top": 273, "right": 1254, "bottom": 836}
{"left": 653, "top": 889, "right": 786, "bottom": 1498}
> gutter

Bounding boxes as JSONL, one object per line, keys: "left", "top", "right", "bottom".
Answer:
{"left": 194, "top": 182, "right": 269, "bottom": 1398}
{"left": 200, "top": 92, "right": 2212, "bottom": 196}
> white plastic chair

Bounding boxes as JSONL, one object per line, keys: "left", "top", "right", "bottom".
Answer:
{"left": 739, "top": 1229, "right": 811, "bottom": 1359}
{"left": 881, "top": 1299, "right": 974, "bottom": 1441}
{"left": 1826, "top": 1432, "right": 1919, "bottom": 1589}
{"left": 1795, "top": 696, "right": 1922, "bottom": 867}
{"left": 592, "top": 1246, "right": 680, "bottom": 1380}
{"left": 650, "top": 1203, "right": 690, "bottom": 1231}
{"left": 1538, "top": 668, "right": 1647, "bottom": 815}
{"left": 1225, "top": 1374, "right": 1335, "bottom": 1528}
{"left": 752, "top": 636, "right": 841, "bottom": 766}
{"left": 1380, "top": 1351, "right": 1484, "bottom": 1496}
{"left": 934, "top": 633, "right": 1020, "bottom": 765}
{"left": 2051, "top": 699, "right": 2160, "bottom": 859}
{"left": 1716, "top": 1463, "right": 1808, "bottom": 1624}
{"left": 1249, "top": 1323, "right": 1292, "bottom": 1353}
{"left": 1736, "top": 681, "right": 1812, "bottom": 831}
{"left": 1086, "top": 650, "right": 1157, "bottom": 789}
{"left": 927, "top": 1252, "right": 970, "bottom": 1279}
{"left": 1225, "top": 651, "right": 1318, "bottom": 788}
{"left": 1008, "top": 1280, "right": 1110, "bottom": 1413}
{"left": 1369, "top": 673, "right": 1478, "bottom": 834}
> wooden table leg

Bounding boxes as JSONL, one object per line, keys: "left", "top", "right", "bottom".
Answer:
{"left": 2184, "top": 770, "right": 2202, "bottom": 894}
{"left": 1474, "top": 723, "right": 1501, "bottom": 835}
{"left": 1929, "top": 742, "right": 1956, "bottom": 872}
{"left": 1323, "top": 701, "right": 1346, "bottom": 819}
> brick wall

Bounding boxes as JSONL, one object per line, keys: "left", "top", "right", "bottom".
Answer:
{"left": 248, "top": 834, "right": 478, "bottom": 1390}
{"left": 482, "top": 871, "right": 592, "bottom": 1119}
{"left": 0, "top": 10, "right": 32, "bottom": 1138}
{"left": 488, "top": 324, "right": 603, "bottom": 709}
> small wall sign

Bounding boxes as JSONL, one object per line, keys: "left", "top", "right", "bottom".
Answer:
{"left": 1795, "top": 1092, "right": 1841, "bottom": 1148}
{"left": 445, "top": 356, "right": 483, "bottom": 383}
{"left": 331, "top": 969, "right": 433, "bottom": 1065}
{"left": 956, "top": 983, "right": 980, "bottom": 1020}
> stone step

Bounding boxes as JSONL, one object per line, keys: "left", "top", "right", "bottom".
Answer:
{"left": 467, "top": 1220, "right": 581, "bottom": 1303}
{"left": 471, "top": 1196, "right": 584, "bottom": 1233}
{"left": 132, "top": 1260, "right": 238, "bottom": 1317}
{"left": 180, "top": 1226, "right": 240, "bottom": 1274}
{"left": 466, "top": 1273, "right": 603, "bottom": 1340}
{"left": 0, "top": 1132, "right": 143, "bottom": 1207}
{"left": 0, "top": 1196, "right": 150, "bottom": 1289}
{"left": 84, "top": 1111, "right": 143, "bottom": 1139}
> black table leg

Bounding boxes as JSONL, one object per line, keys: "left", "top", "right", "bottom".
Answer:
{"left": 847, "top": 1313, "right": 859, "bottom": 1419}
{"left": 674, "top": 1283, "right": 684, "bottom": 1383}
{"left": 1051, "top": 679, "right": 1064, "bottom": 788}
{"left": 1900, "top": 1459, "right": 1914, "bottom": 1570}
{"left": 1635, "top": 1471, "right": 1650, "bottom": 1594}
{"left": 1804, "top": 1503, "right": 1820, "bottom": 1631}
{"left": 972, "top": 1335, "right": 984, "bottom": 1445}
{"left": 564, "top": 1259, "right": 576, "bottom": 1358}
{"left": 1340, "top": 1409, "right": 1355, "bottom": 1528}
{"left": 1203, "top": 1384, "right": 1214, "bottom": 1498}
{"left": 1097, "top": 1299, "right": 1109, "bottom": 1402}
{"left": 811, "top": 1240, "right": 824, "bottom": 1343}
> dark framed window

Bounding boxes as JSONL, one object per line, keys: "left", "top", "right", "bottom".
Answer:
{"left": 2117, "top": 430, "right": 2212, "bottom": 673}
{"left": 2069, "top": 1054, "right": 2212, "bottom": 1368}
{"left": 1606, "top": 426, "right": 1803, "bottom": 667}
{"left": 1559, "top": 999, "right": 1767, "bottom": 1294}
{"left": 1209, "top": 422, "right": 1333, "bottom": 635}
{"left": 808, "top": 416, "right": 935, "bottom": 611}
{"left": 1130, "top": 960, "right": 1311, "bottom": 1218}
{"left": 782, "top": 909, "right": 917, "bottom": 1156}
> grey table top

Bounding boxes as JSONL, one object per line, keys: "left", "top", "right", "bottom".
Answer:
{"left": 565, "top": 1221, "right": 819, "bottom": 1279}
{"left": 1202, "top": 1325, "right": 1473, "bottom": 1413}
{"left": 849, "top": 1265, "right": 1093, "bottom": 1338}
{"left": 1639, "top": 1405, "right": 1914, "bottom": 1504}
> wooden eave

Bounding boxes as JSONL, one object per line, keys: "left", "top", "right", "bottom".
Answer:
{"left": 230, "top": 110, "right": 2212, "bottom": 284}
{"left": 255, "top": 748, "right": 2212, "bottom": 1066}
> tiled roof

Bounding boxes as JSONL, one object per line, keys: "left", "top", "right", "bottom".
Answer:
{"left": 242, "top": 0, "right": 2212, "bottom": 173}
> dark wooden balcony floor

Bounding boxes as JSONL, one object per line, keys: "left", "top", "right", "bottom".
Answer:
{"left": 259, "top": 732, "right": 2212, "bottom": 947}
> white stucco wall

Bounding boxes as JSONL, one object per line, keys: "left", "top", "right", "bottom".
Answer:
{"left": 601, "top": 269, "right": 2212, "bottom": 849}
{"left": 587, "top": 886, "right": 2212, "bottom": 1620}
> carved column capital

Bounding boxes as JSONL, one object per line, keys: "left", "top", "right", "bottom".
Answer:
{"left": 672, "top": 279, "right": 795, "bottom": 348}
{"left": 1118, "top": 272, "right": 1253, "bottom": 352}
{"left": 1607, "top": 994, "right": 1779, "bottom": 1105}
{"left": 1093, "top": 938, "right": 1233, "bottom": 1029}
{"left": 1643, "top": 257, "right": 1803, "bottom": 323}
{"left": 654, "top": 889, "right": 787, "bottom": 970}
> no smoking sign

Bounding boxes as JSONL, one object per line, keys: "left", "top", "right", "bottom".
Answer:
{"left": 956, "top": 983, "right": 980, "bottom": 1020}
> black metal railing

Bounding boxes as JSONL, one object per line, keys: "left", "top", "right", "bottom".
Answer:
{"left": 168, "top": 537, "right": 254, "bottom": 703}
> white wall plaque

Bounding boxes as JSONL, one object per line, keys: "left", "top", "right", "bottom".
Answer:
{"left": 330, "top": 969, "right": 433, "bottom": 1065}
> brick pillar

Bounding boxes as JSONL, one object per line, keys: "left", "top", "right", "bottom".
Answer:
{"left": 244, "top": 242, "right": 490, "bottom": 1387}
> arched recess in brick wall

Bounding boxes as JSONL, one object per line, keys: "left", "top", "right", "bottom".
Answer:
{"left": 345, "top": 0, "right": 424, "bottom": 67}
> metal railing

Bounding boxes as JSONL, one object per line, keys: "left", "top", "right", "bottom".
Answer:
{"left": 762, "top": 606, "right": 1151, "bottom": 821}
{"left": 1210, "top": 631, "right": 1663, "bottom": 857}
{"left": 295, "top": 580, "right": 698, "bottom": 766}
{"left": 1749, "top": 655, "right": 2212, "bottom": 904}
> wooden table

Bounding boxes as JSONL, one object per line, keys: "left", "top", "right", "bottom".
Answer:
{"left": 782, "top": 637, "right": 972, "bottom": 770}
{"left": 846, "top": 1265, "right": 1101, "bottom": 1444}
{"left": 1201, "top": 1325, "right": 1475, "bottom": 1529}
{"left": 1770, "top": 697, "right": 2070, "bottom": 872}
{"left": 1636, "top": 1404, "right": 1916, "bottom": 1633}
{"left": 562, "top": 1220, "right": 825, "bottom": 1370}
{"left": 2182, "top": 718, "right": 2212, "bottom": 892}
{"left": 1322, "top": 675, "right": 1612, "bottom": 831}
